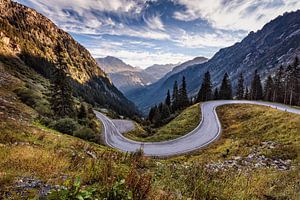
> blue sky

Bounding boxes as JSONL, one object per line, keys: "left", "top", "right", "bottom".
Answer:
{"left": 17, "top": 0, "right": 300, "bottom": 68}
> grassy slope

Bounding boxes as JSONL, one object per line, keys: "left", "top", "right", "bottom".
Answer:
{"left": 124, "top": 103, "right": 201, "bottom": 142}
{"left": 157, "top": 104, "right": 300, "bottom": 199}
{"left": 1, "top": 61, "right": 299, "bottom": 200}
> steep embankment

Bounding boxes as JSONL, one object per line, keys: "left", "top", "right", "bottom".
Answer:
{"left": 0, "top": 0, "right": 139, "bottom": 117}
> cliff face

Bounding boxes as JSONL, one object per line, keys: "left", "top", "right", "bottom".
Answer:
{"left": 0, "top": 0, "right": 139, "bottom": 117}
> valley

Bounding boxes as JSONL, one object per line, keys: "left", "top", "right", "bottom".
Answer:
{"left": 0, "top": 0, "right": 300, "bottom": 199}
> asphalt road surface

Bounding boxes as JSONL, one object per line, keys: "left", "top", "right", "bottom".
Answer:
{"left": 94, "top": 100, "right": 300, "bottom": 157}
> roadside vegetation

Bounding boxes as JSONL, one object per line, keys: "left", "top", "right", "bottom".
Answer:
{"left": 1, "top": 85, "right": 299, "bottom": 200}
{"left": 125, "top": 103, "right": 201, "bottom": 142}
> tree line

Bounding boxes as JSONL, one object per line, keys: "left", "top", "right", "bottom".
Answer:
{"left": 148, "top": 56, "right": 300, "bottom": 125}
{"left": 148, "top": 76, "right": 190, "bottom": 127}
{"left": 196, "top": 57, "right": 300, "bottom": 105}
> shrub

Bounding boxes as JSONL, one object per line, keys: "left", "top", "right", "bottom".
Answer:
{"left": 73, "top": 127, "right": 96, "bottom": 141}
{"left": 39, "top": 116, "right": 54, "bottom": 126}
{"left": 15, "top": 87, "right": 41, "bottom": 107}
{"left": 50, "top": 118, "right": 79, "bottom": 134}
{"left": 48, "top": 177, "right": 96, "bottom": 200}
{"left": 15, "top": 87, "right": 52, "bottom": 116}
{"left": 106, "top": 179, "right": 132, "bottom": 200}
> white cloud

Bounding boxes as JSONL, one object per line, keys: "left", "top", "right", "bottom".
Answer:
{"left": 173, "top": 29, "right": 243, "bottom": 48}
{"left": 95, "top": 22, "right": 171, "bottom": 40}
{"left": 90, "top": 46, "right": 193, "bottom": 68}
{"left": 173, "top": 0, "right": 300, "bottom": 31}
{"left": 144, "top": 15, "right": 165, "bottom": 30}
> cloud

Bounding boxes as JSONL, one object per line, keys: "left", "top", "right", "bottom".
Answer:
{"left": 172, "top": 29, "right": 244, "bottom": 48}
{"left": 89, "top": 44, "right": 193, "bottom": 68}
{"left": 144, "top": 15, "right": 165, "bottom": 30}
{"left": 173, "top": 0, "right": 300, "bottom": 31}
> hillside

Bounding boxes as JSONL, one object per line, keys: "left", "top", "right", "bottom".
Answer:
{"left": 127, "top": 10, "right": 300, "bottom": 113}
{"left": 1, "top": 76, "right": 299, "bottom": 199}
{"left": 0, "top": 0, "right": 139, "bottom": 117}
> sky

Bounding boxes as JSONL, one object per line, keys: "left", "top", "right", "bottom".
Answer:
{"left": 16, "top": 0, "right": 300, "bottom": 68}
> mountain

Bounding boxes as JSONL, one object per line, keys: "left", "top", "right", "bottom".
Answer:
{"left": 96, "top": 56, "right": 141, "bottom": 73}
{"left": 144, "top": 63, "right": 178, "bottom": 82}
{"left": 0, "top": 0, "right": 139, "bottom": 117}
{"left": 167, "top": 57, "right": 208, "bottom": 78}
{"left": 127, "top": 10, "right": 300, "bottom": 114}
{"left": 96, "top": 56, "right": 155, "bottom": 93}
{"left": 96, "top": 56, "right": 177, "bottom": 94}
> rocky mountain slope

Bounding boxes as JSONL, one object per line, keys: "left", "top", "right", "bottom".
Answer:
{"left": 0, "top": 0, "right": 139, "bottom": 117}
{"left": 128, "top": 10, "right": 300, "bottom": 113}
{"left": 97, "top": 56, "right": 177, "bottom": 93}
{"left": 96, "top": 56, "right": 141, "bottom": 74}
{"left": 144, "top": 63, "right": 178, "bottom": 81}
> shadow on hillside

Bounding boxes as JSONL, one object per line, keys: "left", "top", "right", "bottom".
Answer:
{"left": 0, "top": 53, "right": 140, "bottom": 117}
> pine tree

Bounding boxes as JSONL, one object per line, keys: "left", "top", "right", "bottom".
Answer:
{"left": 161, "top": 104, "right": 171, "bottom": 120}
{"left": 197, "top": 71, "right": 212, "bottom": 102}
{"left": 172, "top": 80, "right": 179, "bottom": 111}
{"left": 263, "top": 75, "right": 274, "bottom": 102}
{"left": 250, "top": 70, "right": 263, "bottom": 100}
{"left": 285, "top": 57, "right": 300, "bottom": 105}
{"left": 294, "top": 57, "right": 300, "bottom": 105}
{"left": 273, "top": 65, "right": 284, "bottom": 103}
{"left": 148, "top": 105, "right": 157, "bottom": 123}
{"left": 219, "top": 73, "right": 232, "bottom": 100}
{"left": 152, "top": 106, "right": 161, "bottom": 127}
{"left": 50, "top": 45, "right": 75, "bottom": 118}
{"left": 78, "top": 103, "right": 88, "bottom": 119}
{"left": 165, "top": 90, "right": 171, "bottom": 107}
{"left": 236, "top": 73, "right": 244, "bottom": 100}
{"left": 244, "top": 87, "right": 249, "bottom": 100}
{"left": 213, "top": 88, "right": 219, "bottom": 100}
{"left": 178, "top": 76, "right": 189, "bottom": 109}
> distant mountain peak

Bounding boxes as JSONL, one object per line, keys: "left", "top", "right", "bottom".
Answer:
{"left": 96, "top": 56, "right": 140, "bottom": 74}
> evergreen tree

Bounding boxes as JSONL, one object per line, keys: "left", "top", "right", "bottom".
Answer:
{"left": 172, "top": 80, "right": 179, "bottom": 111}
{"left": 294, "top": 57, "right": 300, "bottom": 105}
{"left": 285, "top": 57, "right": 300, "bottom": 105}
{"left": 244, "top": 87, "right": 249, "bottom": 100}
{"left": 273, "top": 65, "right": 284, "bottom": 103}
{"left": 152, "top": 107, "right": 161, "bottom": 127}
{"left": 165, "top": 90, "right": 171, "bottom": 107}
{"left": 219, "top": 73, "right": 232, "bottom": 100}
{"left": 50, "top": 45, "right": 75, "bottom": 118}
{"left": 197, "top": 71, "right": 212, "bottom": 102}
{"left": 78, "top": 103, "right": 88, "bottom": 119}
{"left": 236, "top": 73, "right": 244, "bottom": 100}
{"left": 161, "top": 104, "right": 171, "bottom": 120}
{"left": 158, "top": 102, "right": 163, "bottom": 113}
{"left": 250, "top": 70, "right": 263, "bottom": 100}
{"left": 178, "top": 76, "right": 189, "bottom": 109}
{"left": 263, "top": 75, "right": 274, "bottom": 102}
{"left": 213, "top": 88, "right": 219, "bottom": 100}
{"left": 148, "top": 105, "right": 157, "bottom": 123}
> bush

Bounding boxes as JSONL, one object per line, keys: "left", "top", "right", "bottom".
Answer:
{"left": 50, "top": 118, "right": 79, "bottom": 134}
{"left": 39, "top": 116, "right": 54, "bottom": 126}
{"left": 15, "top": 87, "right": 41, "bottom": 107}
{"left": 15, "top": 87, "right": 52, "bottom": 116}
{"left": 73, "top": 127, "right": 96, "bottom": 141}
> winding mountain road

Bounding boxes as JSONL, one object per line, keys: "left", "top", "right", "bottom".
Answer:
{"left": 95, "top": 100, "right": 300, "bottom": 157}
